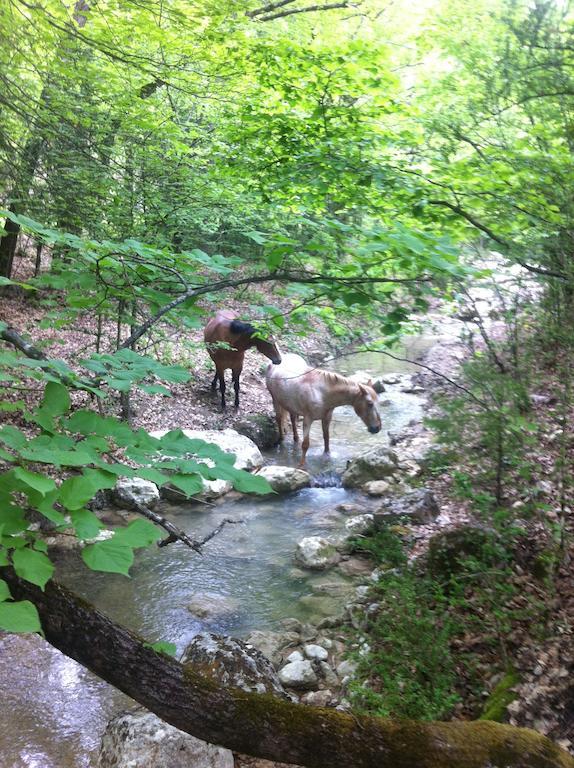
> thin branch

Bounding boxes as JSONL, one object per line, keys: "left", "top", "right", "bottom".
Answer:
{"left": 247, "top": 0, "right": 297, "bottom": 18}
{"left": 428, "top": 200, "right": 568, "bottom": 280}
{"left": 126, "top": 499, "right": 242, "bottom": 552}
{"left": 118, "top": 269, "right": 429, "bottom": 350}
{"left": 0, "top": 325, "right": 96, "bottom": 391}
{"left": 332, "top": 347, "right": 490, "bottom": 409}
{"left": 258, "top": 1, "right": 354, "bottom": 21}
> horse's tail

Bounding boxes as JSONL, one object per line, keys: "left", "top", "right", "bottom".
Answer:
{"left": 230, "top": 319, "right": 256, "bottom": 336}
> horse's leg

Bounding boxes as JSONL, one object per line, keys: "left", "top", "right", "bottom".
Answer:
{"left": 300, "top": 415, "right": 313, "bottom": 467}
{"left": 232, "top": 366, "right": 242, "bottom": 408}
{"left": 290, "top": 412, "right": 299, "bottom": 443}
{"left": 218, "top": 371, "right": 226, "bottom": 410}
{"left": 321, "top": 409, "right": 334, "bottom": 455}
{"left": 272, "top": 397, "right": 284, "bottom": 443}
{"left": 211, "top": 372, "right": 218, "bottom": 392}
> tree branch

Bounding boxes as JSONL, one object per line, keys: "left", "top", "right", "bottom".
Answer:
{"left": 118, "top": 269, "right": 429, "bottom": 350}
{"left": 2, "top": 568, "right": 572, "bottom": 768}
{"left": 247, "top": 0, "right": 298, "bottom": 18}
{"left": 0, "top": 324, "right": 96, "bottom": 391}
{"left": 428, "top": 200, "right": 568, "bottom": 280}
{"left": 124, "top": 499, "right": 241, "bottom": 552}
{"left": 258, "top": 1, "right": 354, "bottom": 21}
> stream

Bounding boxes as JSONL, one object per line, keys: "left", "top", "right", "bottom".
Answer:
{"left": 0, "top": 340, "right": 437, "bottom": 768}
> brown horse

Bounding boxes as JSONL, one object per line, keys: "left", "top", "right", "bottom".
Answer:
{"left": 265, "top": 353, "right": 381, "bottom": 465}
{"left": 204, "top": 310, "right": 282, "bottom": 409}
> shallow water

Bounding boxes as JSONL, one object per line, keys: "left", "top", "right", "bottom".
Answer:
{"left": 0, "top": 339, "right": 430, "bottom": 768}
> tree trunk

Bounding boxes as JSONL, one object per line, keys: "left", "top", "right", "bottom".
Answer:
{"left": 0, "top": 208, "right": 20, "bottom": 279}
{"left": 2, "top": 568, "right": 572, "bottom": 768}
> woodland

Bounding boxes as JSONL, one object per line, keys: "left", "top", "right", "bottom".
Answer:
{"left": 1, "top": 0, "right": 574, "bottom": 766}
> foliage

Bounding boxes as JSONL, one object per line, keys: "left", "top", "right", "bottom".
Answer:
{"left": 0, "top": 361, "right": 272, "bottom": 633}
{"left": 349, "top": 553, "right": 460, "bottom": 720}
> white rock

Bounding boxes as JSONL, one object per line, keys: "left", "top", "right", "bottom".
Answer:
{"left": 149, "top": 428, "right": 263, "bottom": 471}
{"left": 278, "top": 660, "right": 318, "bottom": 690}
{"left": 344, "top": 514, "right": 375, "bottom": 535}
{"left": 256, "top": 465, "right": 311, "bottom": 494}
{"left": 112, "top": 477, "right": 160, "bottom": 509}
{"left": 363, "top": 480, "right": 390, "bottom": 497}
{"left": 286, "top": 650, "right": 304, "bottom": 663}
{"left": 301, "top": 690, "right": 333, "bottom": 707}
{"left": 342, "top": 446, "right": 399, "bottom": 488}
{"left": 186, "top": 593, "right": 239, "bottom": 619}
{"left": 303, "top": 644, "right": 328, "bottom": 661}
{"left": 295, "top": 537, "right": 341, "bottom": 571}
{"left": 98, "top": 710, "right": 234, "bottom": 768}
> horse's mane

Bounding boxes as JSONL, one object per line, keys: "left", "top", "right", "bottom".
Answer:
{"left": 318, "top": 370, "right": 357, "bottom": 386}
{"left": 230, "top": 319, "right": 256, "bottom": 336}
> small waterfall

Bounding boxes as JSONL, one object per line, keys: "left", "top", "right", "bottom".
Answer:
{"left": 310, "top": 470, "right": 343, "bottom": 488}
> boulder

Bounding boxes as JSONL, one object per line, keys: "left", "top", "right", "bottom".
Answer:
{"left": 182, "top": 632, "right": 287, "bottom": 698}
{"left": 427, "top": 525, "right": 494, "bottom": 580}
{"left": 344, "top": 514, "right": 375, "bottom": 535}
{"left": 341, "top": 446, "right": 399, "bottom": 488}
{"left": 186, "top": 592, "right": 239, "bottom": 619}
{"left": 363, "top": 480, "right": 391, "bottom": 497}
{"left": 149, "top": 428, "right": 263, "bottom": 471}
{"left": 256, "top": 465, "right": 311, "bottom": 494}
{"left": 243, "top": 629, "right": 301, "bottom": 667}
{"left": 233, "top": 414, "right": 279, "bottom": 450}
{"left": 112, "top": 477, "right": 160, "bottom": 509}
{"left": 301, "top": 689, "right": 334, "bottom": 707}
{"left": 303, "top": 644, "right": 329, "bottom": 661}
{"left": 295, "top": 537, "right": 341, "bottom": 571}
{"left": 278, "top": 660, "right": 318, "bottom": 690}
{"left": 374, "top": 488, "right": 439, "bottom": 526}
{"left": 98, "top": 710, "right": 234, "bottom": 768}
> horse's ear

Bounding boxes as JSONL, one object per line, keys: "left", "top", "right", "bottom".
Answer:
{"left": 367, "top": 378, "right": 373, "bottom": 386}
{"left": 358, "top": 383, "right": 367, "bottom": 395}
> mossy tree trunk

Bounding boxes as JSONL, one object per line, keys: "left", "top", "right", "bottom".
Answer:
{"left": 2, "top": 569, "right": 572, "bottom": 768}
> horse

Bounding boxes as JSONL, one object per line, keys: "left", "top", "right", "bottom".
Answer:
{"left": 204, "top": 310, "right": 282, "bottom": 409}
{"left": 265, "top": 353, "right": 381, "bottom": 465}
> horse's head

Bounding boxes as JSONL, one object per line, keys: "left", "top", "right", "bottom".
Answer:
{"left": 229, "top": 318, "right": 282, "bottom": 364}
{"left": 254, "top": 335, "right": 282, "bottom": 365}
{"left": 353, "top": 382, "right": 382, "bottom": 435}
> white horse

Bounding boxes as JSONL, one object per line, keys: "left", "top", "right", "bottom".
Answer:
{"left": 266, "top": 353, "right": 381, "bottom": 465}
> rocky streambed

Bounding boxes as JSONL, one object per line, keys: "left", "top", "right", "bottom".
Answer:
{"left": 0, "top": 342, "right": 461, "bottom": 768}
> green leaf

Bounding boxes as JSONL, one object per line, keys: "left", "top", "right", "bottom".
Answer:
{"left": 136, "top": 467, "right": 169, "bottom": 485}
{"left": 12, "top": 547, "right": 54, "bottom": 589}
{"left": 0, "top": 579, "right": 11, "bottom": 602}
{"left": 145, "top": 640, "right": 177, "bottom": 656}
{"left": 12, "top": 468, "right": 56, "bottom": 497}
{"left": 70, "top": 508, "right": 103, "bottom": 540}
{"left": 41, "top": 381, "right": 71, "bottom": 417}
{"left": 0, "top": 425, "right": 27, "bottom": 450}
{"left": 59, "top": 469, "right": 116, "bottom": 510}
{"left": 168, "top": 474, "right": 204, "bottom": 498}
{"left": 139, "top": 384, "right": 172, "bottom": 396}
{"left": 113, "top": 519, "right": 162, "bottom": 548}
{"left": 0, "top": 600, "right": 42, "bottom": 633}
{"left": 0, "top": 503, "right": 28, "bottom": 535}
{"left": 82, "top": 540, "right": 134, "bottom": 575}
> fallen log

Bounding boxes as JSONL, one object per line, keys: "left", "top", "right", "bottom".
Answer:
{"left": 3, "top": 568, "right": 572, "bottom": 768}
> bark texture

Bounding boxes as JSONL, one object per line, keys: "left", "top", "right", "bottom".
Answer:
{"left": 2, "top": 569, "right": 573, "bottom": 768}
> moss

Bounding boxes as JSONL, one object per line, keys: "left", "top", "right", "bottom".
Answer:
{"left": 479, "top": 670, "right": 520, "bottom": 722}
